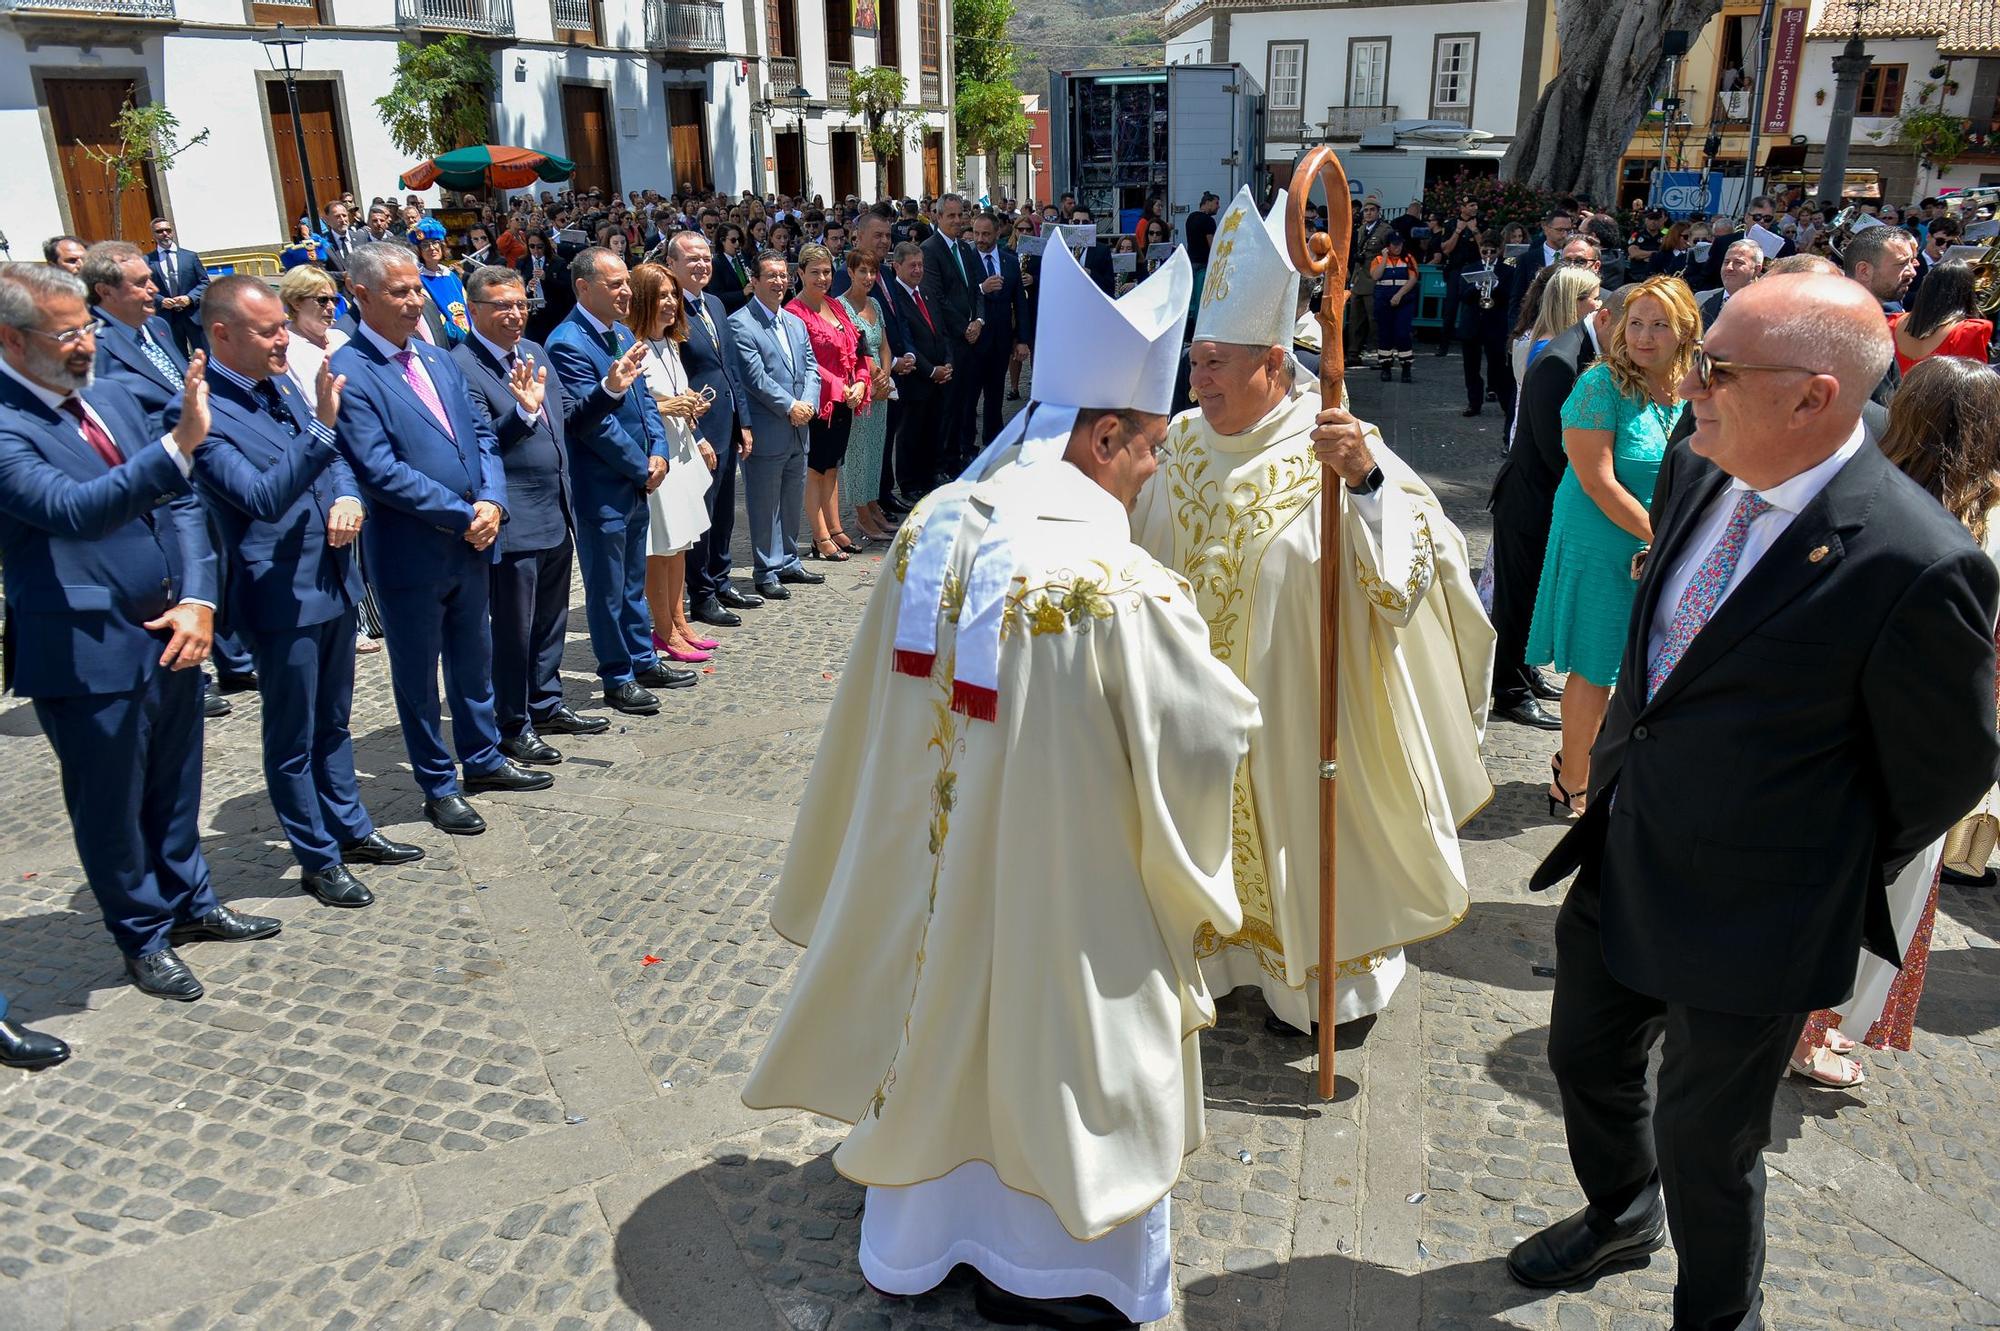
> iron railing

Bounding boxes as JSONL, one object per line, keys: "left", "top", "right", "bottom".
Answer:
{"left": 920, "top": 70, "right": 941, "bottom": 104}
{"left": 644, "top": 0, "right": 724, "bottom": 52}
{"left": 828, "top": 61, "right": 851, "bottom": 105}
{"left": 767, "top": 54, "right": 801, "bottom": 91}
{"left": 551, "top": 0, "right": 591, "bottom": 32}
{"left": 0, "top": 0, "right": 176, "bottom": 17}
{"left": 1324, "top": 104, "right": 1396, "bottom": 137}
{"left": 396, "top": 0, "right": 514, "bottom": 35}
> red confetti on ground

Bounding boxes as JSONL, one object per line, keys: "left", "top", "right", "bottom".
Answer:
{"left": 22, "top": 872, "right": 36, "bottom": 880}
{"left": 703, "top": 667, "right": 716, "bottom": 674}
{"left": 823, "top": 673, "right": 834, "bottom": 681}
{"left": 642, "top": 955, "right": 663, "bottom": 965}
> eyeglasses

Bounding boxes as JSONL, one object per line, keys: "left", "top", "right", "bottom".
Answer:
{"left": 309, "top": 295, "right": 338, "bottom": 308}
{"left": 473, "top": 300, "right": 531, "bottom": 314}
{"left": 1562, "top": 255, "right": 1600, "bottom": 268}
{"left": 25, "top": 319, "right": 104, "bottom": 347}
{"left": 1691, "top": 346, "right": 1813, "bottom": 391}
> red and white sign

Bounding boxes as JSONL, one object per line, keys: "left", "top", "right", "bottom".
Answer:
{"left": 1761, "top": 6, "right": 1808, "bottom": 136}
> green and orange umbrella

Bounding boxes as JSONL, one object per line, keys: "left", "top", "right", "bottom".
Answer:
{"left": 399, "top": 145, "right": 575, "bottom": 193}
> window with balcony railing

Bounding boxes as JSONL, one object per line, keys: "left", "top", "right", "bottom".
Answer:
{"left": 1325, "top": 104, "right": 1396, "bottom": 137}
{"left": 920, "top": 71, "right": 941, "bottom": 104}
{"left": 766, "top": 0, "right": 797, "bottom": 59}
{"left": 919, "top": 0, "right": 940, "bottom": 73}
{"left": 645, "top": 0, "right": 724, "bottom": 52}
{"left": 1267, "top": 107, "right": 1304, "bottom": 140}
{"left": 0, "top": 0, "right": 177, "bottom": 17}
{"left": 828, "top": 62, "right": 852, "bottom": 105}
{"left": 1430, "top": 34, "right": 1476, "bottom": 123}
{"left": 551, "top": 0, "right": 593, "bottom": 39}
{"left": 396, "top": 0, "right": 513, "bottom": 35}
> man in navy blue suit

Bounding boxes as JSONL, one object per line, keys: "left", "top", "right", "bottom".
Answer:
{"left": 146, "top": 218, "right": 209, "bottom": 358}
{"left": 453, "top": 263, "right": 610, "bottom": 764}
{"left": 545, "top": 246, "right": 695, "bottom": 714}
{"left": 962, "top": 211, "right": 1032, "bottom": 450}
{"left": 660, "top": 230, "right": 762, "bottom": 629}
{"left": 187, "top": 275, "right": 425, "bottom": 908}
{"left": 330, "top": 243, "right": 554, "bottom": 837}
{"left": 84, "top": 241, "right": 258, "bottom": 708}
{"left": 0, "top": 262, "right": 280, "bottom": 1002}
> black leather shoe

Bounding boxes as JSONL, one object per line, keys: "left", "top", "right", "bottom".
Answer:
{"left": 425, "top": 795, "right": 487, "bottom": 835}
{"left": 972, "top": 1275, "right": 1135, "bottom": 1329}
{"left": 0, "top": 1019, "right": 70, "bottom": 1070}
{"left": 692, "top": 597, "right": 743, "bottom": 628}
{"left": 340, "top": 831, "right": 425, "bottom": 865}
{"left": 539, "top": 706, "right": 610, "bottom": 735}
{"left": 777, "top": 566, "right": 825, "bottom": 586}
{"left": 754, "top": 580, "right": 790, "bottom": 601}
{"left": 301, "top": 865, "right": 374, "bottom": 908}
{"left": 1494, "top": 698, "right": 1563, "bottom": 731}
{"left": 605, "top": 681, "right": 661, "bottom": 715}
{"left": 216, "top": 671, "right": 259, "bottom": 694}
{"left": 716, "top": 585, "right": 765, "bottom": 610}
{"left": 635, "top": 663, "right": 697, "bottom": 691}
{"left": 202, "top": 690, "right": 233, "bottom": 719}
{"left": 1529, "top": 669, "right": 1564, "bottom": 702}
{"left": 464, "top": 761, "right": 555, "bottom": 793}
{"left": 500, "top": 731, "right": 563, "bottom": 766}
{"left": 1263, "top": 1011, "right": 1317, "bottom": 1038}
{"left": 1506, "top": 1207, "right": 1665, "bottom": 1289}
{"left": 169, "top": 906, "right": 282, "bottom": 943}
{"left": 126, "top": 947, "right": 204, "bottom": 1001}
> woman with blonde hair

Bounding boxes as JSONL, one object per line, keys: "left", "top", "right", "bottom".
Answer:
{"left": 1525, "top": 265, "right": 1605, "bottom": 370}
{"left": 1526, "top": 274, "right": 1700, "bottom": 815}
{"left": 628, "top": 262, "right": 721, "bottom": 663}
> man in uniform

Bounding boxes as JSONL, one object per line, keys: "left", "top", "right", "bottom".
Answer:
{"left": 1133, "top": 186, "right": 1496, "bottom": 1032}
{"left": 744, "top": 244, "right": 1254, "bottom": 1328}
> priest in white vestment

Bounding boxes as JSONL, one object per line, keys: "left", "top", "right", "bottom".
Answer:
{"left": 742, "top": 243, "right": 1258, "bottom": 1328}
{"left": 1131, "top": 186, "right": 1497, "bottom": 1032}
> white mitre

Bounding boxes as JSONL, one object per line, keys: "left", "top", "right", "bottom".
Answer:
{"left": 890, "top": 239, "right": 1194, "bottom": 719}
{"left": 1192, "top": 185, "right": 1301, "bottom": 350}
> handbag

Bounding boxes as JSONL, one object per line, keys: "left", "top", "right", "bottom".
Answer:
{"left": 1942, "top": 788, "right": 2000, "bottom": 878}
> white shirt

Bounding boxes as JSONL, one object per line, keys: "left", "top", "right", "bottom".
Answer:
{"left": 1645, "top": 419, "right": 1867, "bottom": 668}
{"left": 0, "top": 353, "right": 210, "bottom": 608}
{"left": 471, "top": 330, "right": 541, "bottom": 425}
{"left": 573, "top": 305, "right": 630, "bottom": 397}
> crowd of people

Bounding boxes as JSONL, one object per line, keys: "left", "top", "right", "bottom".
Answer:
{"left": 3, "top": 165, "right": 1998, "bottom": 1331}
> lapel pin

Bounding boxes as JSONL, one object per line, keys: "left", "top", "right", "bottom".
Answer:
{"left": 1808, "top": 545, "right": 1829, "bottom": 564}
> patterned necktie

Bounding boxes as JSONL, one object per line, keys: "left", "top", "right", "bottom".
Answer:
{"left": 140, "top": 329, "right": 183, "bottom": 390}
{"left": 158, "top": 250, "right": 177, "bottom": 295}
{"left": 394, "top": 348, "right": 456, "bottom": 440}
{"left": 256, "top": 378, "right": 300, "bottom": 436}
{"left": 62, "top": 399, "right": 122, "bottom": 468}
{"left": 694, "top": 300, "right": 718, "bottom": 347}
{"left": 1647, "top": 490, "right": 1772, "bottom": 701}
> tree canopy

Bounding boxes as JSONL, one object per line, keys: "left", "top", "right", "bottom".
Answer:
{"left": 953, "top": 0, "right": 1031, "bottom": 158}
{"left": 375, "top": 35, "right": 494, "bottom": 160}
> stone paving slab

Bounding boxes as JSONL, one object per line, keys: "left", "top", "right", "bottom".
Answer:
{"left": 0, "top": 359, "right": 1994, "bottom": 1330}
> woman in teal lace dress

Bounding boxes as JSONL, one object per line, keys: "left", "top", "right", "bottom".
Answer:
{"left": 1526, "top": 275, "right": 1701, "bottom": 816}
{"left": 837, "top": 248, "right": 896, "bottom": 541}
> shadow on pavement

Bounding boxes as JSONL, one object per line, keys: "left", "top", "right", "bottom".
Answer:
{"left": 609, "top": 1156, "right": 1562, "bottom": 1329}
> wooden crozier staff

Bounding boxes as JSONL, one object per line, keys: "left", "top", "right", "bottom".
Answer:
{"left": 1283, "top": 147, "right": 1353, "bottom": 1100}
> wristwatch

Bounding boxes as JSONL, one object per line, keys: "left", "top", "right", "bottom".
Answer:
{"left": 1348, "top": 465, "right": 1385, "bottom": 496}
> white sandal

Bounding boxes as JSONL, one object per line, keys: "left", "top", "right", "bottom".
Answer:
{"left": 1788, "top": 1045, "right": 1865, "bottom": 1089}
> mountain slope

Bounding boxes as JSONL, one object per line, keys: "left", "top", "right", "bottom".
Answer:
{"left": 1009, "top": 0, "right": 1164, "bottom": 98}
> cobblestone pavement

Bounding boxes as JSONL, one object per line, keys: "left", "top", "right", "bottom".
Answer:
{"left": 1, "top": 343, "right": 1997, "bottom": 1331}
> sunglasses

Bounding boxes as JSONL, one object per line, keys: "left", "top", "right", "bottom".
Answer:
{"left": 309, "top": 295, "right": 338, "bottom": 308}
{"left": 1690, "top": 346, "right": 1811, "bottom": 391}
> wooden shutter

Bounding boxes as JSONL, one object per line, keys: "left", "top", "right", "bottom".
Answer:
{"left": 46, "top": 78, "right": 162, "bottom": 245}
{"left": 266, "top": 79, "right": 351, "bottom": 231}
{"left": 561, "top": 84, "right": 614, "bottom": 200}
{"left": 667, "top": 88, "right": 710, "bottom": 194}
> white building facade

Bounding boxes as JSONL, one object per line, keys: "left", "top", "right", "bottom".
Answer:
{"left": 1163, "top": 0, "right": 1548, "bottom": 202}
{"left": 0, "top": 0, "right": 952, "bottom": 253}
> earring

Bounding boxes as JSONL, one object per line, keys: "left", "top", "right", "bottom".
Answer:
{"left": 1188, "top": 386, "right": 1199, "bottom": 404}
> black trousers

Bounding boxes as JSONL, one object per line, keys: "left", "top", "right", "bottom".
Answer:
{"left": 1548, "top": 878, "right": 1805, "bottom": 1331}
{"left": 1461, "top": 332, "right": 1516, "bottom": 424}
{"left": 945, "top": 342, "right": 980, "bottom": 471}
{"left": 489, "top": 536, "right": 574, "bottom": 739}
{"left": 894, "top": 389, "right": 943, "bottom": 501}
{"left": 687, "top": 433, "right": 739, "bottom": 602}
{"left": 967, "top": 343, "right": 1012, "bottom": 448}
{"left": 1486, "top": 481, "right": 1553, "bottom": 710}
{"left": 879, "top": 398, "right": 903, "bottom": 506}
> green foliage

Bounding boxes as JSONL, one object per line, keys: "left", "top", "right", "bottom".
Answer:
{"left": 954, "top": 0, "right": 1031, "bottom": 156}
{"left": 80, "top": 101, "right": 209, "bottom": 235}
{"left": 848, "top": 66, "right": 924, "bottom": 193}
{"left": 375, "top": 36, "right": 493, "bottom": 159}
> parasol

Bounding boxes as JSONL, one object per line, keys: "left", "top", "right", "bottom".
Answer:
{"left": 399, "top": 145, "right": 575, "bottom": 193}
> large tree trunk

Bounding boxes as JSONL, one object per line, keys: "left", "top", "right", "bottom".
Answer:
{"left": 1505, "top": 0, "right": 1725, "bottom": 201}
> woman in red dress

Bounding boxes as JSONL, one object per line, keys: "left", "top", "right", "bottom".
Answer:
{"left": 786, "top": 243, "right": 871, "bottom": 561}
{"left": 1891, "top": 260, "right": 1994, "bottom": 373}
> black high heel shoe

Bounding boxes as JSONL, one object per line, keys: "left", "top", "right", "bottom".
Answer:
{"left": 1548, "top": 767, "right": 1582, "bottom": 819}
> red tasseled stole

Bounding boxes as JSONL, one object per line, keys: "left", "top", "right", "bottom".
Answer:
{"left": 892, "top": 649, "right": 935, "bottom": 678}
{"left": 950, "top": 680, "right": 999, "bottom": 723}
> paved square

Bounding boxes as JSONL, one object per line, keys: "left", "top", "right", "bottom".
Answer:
{"left": 1, "top": 355, "right": 1995, "bottom": 1331}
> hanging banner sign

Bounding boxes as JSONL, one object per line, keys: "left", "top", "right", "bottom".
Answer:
{"left": 1761, "top": 6, "right": 1808, "bottom": 136}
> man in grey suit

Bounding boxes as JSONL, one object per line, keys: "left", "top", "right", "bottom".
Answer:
{"left": 727, "top": 250, "right": 822, "bottom": 601}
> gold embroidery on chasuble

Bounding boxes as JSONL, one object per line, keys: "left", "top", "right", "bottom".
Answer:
{"left": 1167, "top": 422, "right": 1320, "bottom": 985}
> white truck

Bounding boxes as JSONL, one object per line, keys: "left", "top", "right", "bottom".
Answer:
{"left": 1047, "top": 63, "right": 1265, "bottom": 241}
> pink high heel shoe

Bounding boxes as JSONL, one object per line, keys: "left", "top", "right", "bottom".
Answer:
{"left": 683, "top": 634, "right": 720, "bottom": 651}
{"left": 659, "top": 642, "right": 712, "bottom": 663}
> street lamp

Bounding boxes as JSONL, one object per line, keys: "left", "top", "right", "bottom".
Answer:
{"left": 261, "top": 23, "right": 320, "bottom": 238}
{"left": 788, "top": 85, "right": 814, "bottom": 203}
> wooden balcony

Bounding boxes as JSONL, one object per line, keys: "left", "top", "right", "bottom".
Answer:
{"left": 828, "top": 61, "right": 852, "bottom": 105}
{"left": 921, "top": 70, "right": 941, "bottom": 105}
{"left": 551, "top": 0, "right": 593, "bottom": 40}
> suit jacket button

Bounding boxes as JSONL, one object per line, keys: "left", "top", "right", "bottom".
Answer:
{"left": 1633, "top": 724, "right": 1650, "bottom": 741}
{"left": 462, "top": 489, "right": 474, "bottom": 501}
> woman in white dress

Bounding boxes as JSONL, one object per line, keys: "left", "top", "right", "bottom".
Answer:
{"left": 628, "top": 262, "right": 719, "bottom": 663}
